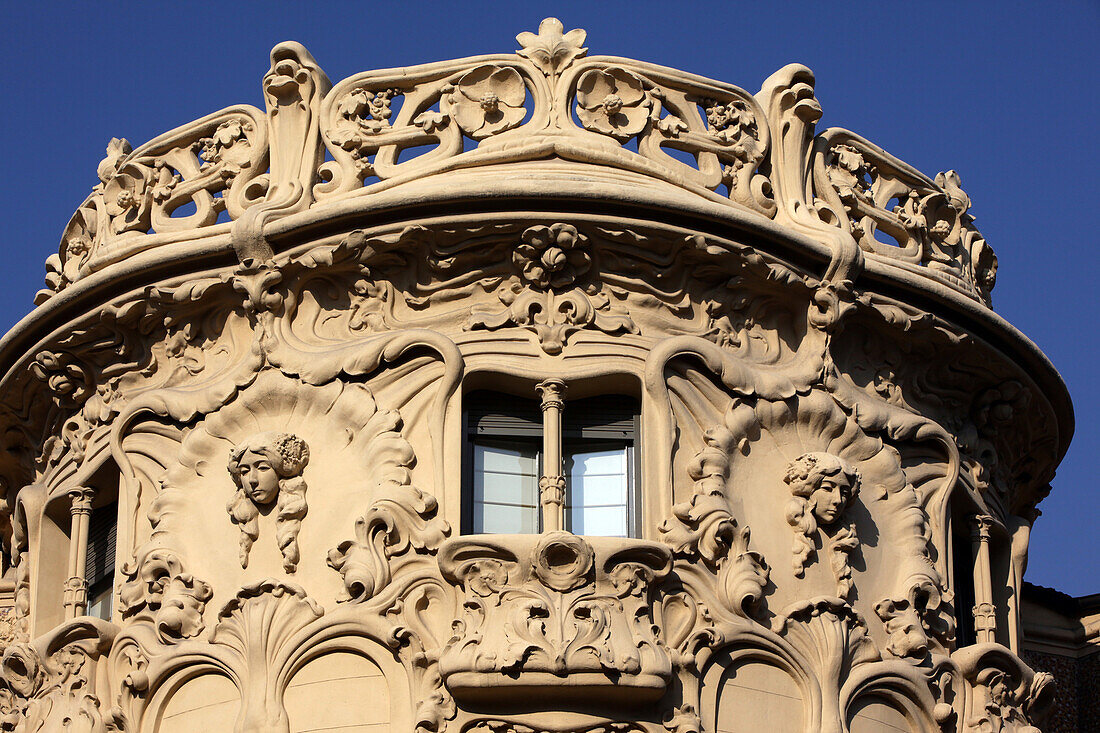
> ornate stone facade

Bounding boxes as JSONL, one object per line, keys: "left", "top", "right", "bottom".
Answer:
{"left": 0, "top": 19, "right": 1073, "bottom": 733}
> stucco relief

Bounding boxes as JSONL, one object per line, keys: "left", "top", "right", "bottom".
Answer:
{"left": 0, "top": 17, "right": 1072, "bottom": 733}
{"left": 438, "top": 532, "right": 672, "bottom": 703}
{"left": 226, "top": 432, "right": 310, "bottom": 573}
{"left": 783, "top": 452, "right": 861, "bottom": 600}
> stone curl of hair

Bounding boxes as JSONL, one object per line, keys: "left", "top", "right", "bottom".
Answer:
{"left": 783, "top": 451, "right": 860, "bottom": 583}
{"left": 226, "top": 432, "right": 310, "bottom": 573}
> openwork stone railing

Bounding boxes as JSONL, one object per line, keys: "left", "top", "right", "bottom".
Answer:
{"left": 0, "top": 17, "right": 1070, "bottom": 733}
{"left": 44, "top": 18, "right": 996, "bottom": 307}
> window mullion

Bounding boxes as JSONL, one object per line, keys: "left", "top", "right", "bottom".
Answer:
{"left": 63, "top": 487, "right": 95, "bottom": 619}
{"left": 536, "top": 379, "right": 566, "bottom": 533}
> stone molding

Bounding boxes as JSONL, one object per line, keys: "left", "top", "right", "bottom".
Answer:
{"left": 0, "top": 17, "right": 1072, "bottom": 733}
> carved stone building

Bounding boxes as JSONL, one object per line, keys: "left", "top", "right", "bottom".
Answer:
{"left": 0, "top": 19, "right": 1076, "bottom": 733}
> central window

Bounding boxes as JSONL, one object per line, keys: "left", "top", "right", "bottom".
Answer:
{"left": 463, "top": 383, "right": 639, "bottom": 537}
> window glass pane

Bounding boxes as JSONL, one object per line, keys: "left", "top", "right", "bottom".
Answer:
{"left": 567, "top": 446, "right": 631, "bottom": 537}
{"left": 472, "top": 442, "right": 539, "bottom": 533}
{"left": 571, "top": 505, "right": 629, "bottom": 537}
{"left": 477, "top": 503, "right": 540, "bottom": 534}
{"left": 87, "top": 583, "right": 112, "bottom": 621}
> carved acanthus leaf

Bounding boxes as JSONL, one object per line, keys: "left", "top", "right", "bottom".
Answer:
{"left": 327, "top": 385, "right": 451, "bottom": 603}
{"left": 329, "top": 482, "right": 450, "bottom": 603}
{"left": 117, "top": 547, "right": 213, "bottom": 643}
{"left": 875, "top": 577, "right": 954, "bottom": 663}
{"left": 0, "top": 620, "right": 115, "bottom": 733}
{"left": 438, "top": 534, "right": 672, "bottom": 702}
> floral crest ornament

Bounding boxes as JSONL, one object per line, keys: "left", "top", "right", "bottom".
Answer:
{"left": 467, "top": 223, "right": 636, "bottom": 353}
{"left": 516, "top": 17, "right": 587, "bottom": 78}
{"left": 447, "top": 65, "right": 527, "bottom": 140}
{"left": 576, "top": 68, "right": 652, "bottom": 141}
{"left": 513, "top": 223, "right": 591, "bottom": 289}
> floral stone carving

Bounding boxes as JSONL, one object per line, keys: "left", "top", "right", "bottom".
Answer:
{"left": 438, "top": 532, "right": 673, "bottom": 704}
{"left": 0, "top": 18, "right": 1075, "bottom": 733}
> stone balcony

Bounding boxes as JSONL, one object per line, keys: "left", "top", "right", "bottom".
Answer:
{"left": 438, "top": 531, "right": 672, "bottom": 704}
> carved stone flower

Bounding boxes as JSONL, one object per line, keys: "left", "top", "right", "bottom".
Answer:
{"left": 448, "top": 65, "right": 527, "bottom": 140}
{"left": 828, "top": 144, "right": 875, "bottom": 205}
{"left": 103, "top": 165, "right": 152, "bottom": 232}
{"left": 575, "top": 68, "right": 651, "bottom": 141}
{"left": 64, "top": 233, "right": 90, "bottom": 259}
{"left": 462, "top": 559, "right": 509, "bottom": 598}
{"left": 705, "top": 100, "right": 756, "bottom": 142}
{"left": 336, "top": 88, "right": 398, "bottom": 134}
{"left": 516, "top": 17, "right": 587, "bottom": 77}
{"left": 199, "top": 119, "right": 254, "bottom": 179}
{"left": 531, "top": 531, "right": 594, "bottom": 592}
{"left": 513, "top": 223, "right": 591, "bottom": 289}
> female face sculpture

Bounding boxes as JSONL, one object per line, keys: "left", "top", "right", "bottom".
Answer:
{"left": 226, "top": 432, "right": 310, "bottom": 572}
{"left": 785, "top": 451, "right": 859, "bottom": 527}
{"left": 784, "top": 451, "right": 862, "bottom": 598}
{"left": 234, "top": 447, "right": 283, "bottom": 506}
{"left": 808, "top": 470, "right": 855, "bottom": 526}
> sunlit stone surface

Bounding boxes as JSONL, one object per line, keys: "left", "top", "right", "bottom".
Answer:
{"left": 0, "top": 18, "right": 1076, "bottom": 733}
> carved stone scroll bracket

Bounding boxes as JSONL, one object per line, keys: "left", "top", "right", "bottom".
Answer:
{"left": 658, "top": 415, "right": 770, "bottom": 632}
{"left": 942, "top": 643, "right": 1054, "bottom": 733}
{"left": 328, "top": 480, "right": 451, "bottom": 604}
{"left": 232, "top": 42, "right": 332, "bottom": 264}
{"left": 438, "top": 532, "right": 673, "bottom": 707}
{"left": 0, "top": 618, "right": 117, "bottom": 732}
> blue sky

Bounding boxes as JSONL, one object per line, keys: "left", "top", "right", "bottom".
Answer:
{"left": 1, "top": 1, "right": 1097, "bottom": 594}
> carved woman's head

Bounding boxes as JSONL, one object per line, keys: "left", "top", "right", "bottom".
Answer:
{"left": 783, "top": 452, "right": 862, "bottom": 598}
{"left": 226, "top": 432, "right": 310, "bottom": 572}
{"left": 784, "top": 452, "right": 860, "bottom": 527}
{"left": 228, "top": 432, "right": 308, "bottom": 505}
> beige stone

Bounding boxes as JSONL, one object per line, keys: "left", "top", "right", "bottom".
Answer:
{"left": 0, "top": 17, "right": 1072, "bottom": 733}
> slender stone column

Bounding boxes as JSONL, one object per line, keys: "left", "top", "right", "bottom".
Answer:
{"left": 971, "top": 514, "right": 998, "bottom": 643}
{"left": 536, "top": 379, "right": 566, "bottom": 533}
{"left": 63, "top": 487, "right": 95, "bottom": 619}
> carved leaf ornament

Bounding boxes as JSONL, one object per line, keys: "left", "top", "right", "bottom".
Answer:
{"left": 0, "top": 16, "right": 1064, "bottom": 733}
{"left": 35, "top": 17, "right": 997, "bottom": 304}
